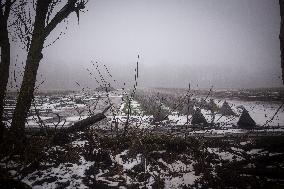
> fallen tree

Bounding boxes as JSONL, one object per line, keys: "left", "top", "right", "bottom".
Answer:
{"left": 52, "top": 109, "right": 110, "bottom": 145}
{"left": 65, "top": 105, "right": 111, "bottom": 133}
{"left": 66, "top": 113, "right": 106, "bottom": 133}
{"left": 25, "top": 105, "right": 112, "bottom": 137}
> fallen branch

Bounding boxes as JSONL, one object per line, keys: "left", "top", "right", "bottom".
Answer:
{"left": 66, "top": 113, "right": 106, "bottom": 133}
{"left": 25, "top": 105, "right": 112, "bottom": 136}
{"left": 64, "top": 104, "right": 112, "bottom": 133}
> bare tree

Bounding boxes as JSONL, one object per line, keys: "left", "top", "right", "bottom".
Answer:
{"left": 10, "top": 0, "right": 88, "bottom": 143}
{"left": 0, "top": 0, "right": 16, "bottom": 142}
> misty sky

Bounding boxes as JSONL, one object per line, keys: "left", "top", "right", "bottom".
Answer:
{"left": 10, "top": 0, "right": 283, "bottom": 90}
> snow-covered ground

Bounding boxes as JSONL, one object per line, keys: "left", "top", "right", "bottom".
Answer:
{"left": 4, "top": 90, "right": 284, "bottom": 133}
{"left": 167, "top": 99, "right": 284, "bottom": 127}
{"left": 22, "top": 156, "right": 94, "bottom": 189}
{"left": 2, "top": 89, "right": 284, "bottom": 189}
{"left": 228, "top": 99, "right": 284, "bottom": 126}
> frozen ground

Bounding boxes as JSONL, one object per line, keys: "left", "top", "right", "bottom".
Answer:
{"left": 4, "top": 89, "right": 284, "bottom": 138}
{"left": 2, "top": 131, "right": 284, "bottom": 188}
{"left": 5, "top": 91, "right": 284, "bottom": 130}
{"left": 2, "top": 88, "right": 284, "bottom": 188}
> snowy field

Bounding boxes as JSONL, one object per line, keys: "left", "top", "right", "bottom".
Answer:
{"left": 2, "top": 88, "right": 284, "bottom": 188}
{"left": 4, "top": 89, "right": 284, "bottom": 134}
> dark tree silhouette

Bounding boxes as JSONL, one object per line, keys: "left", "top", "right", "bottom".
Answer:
{"left": 0, "top": 0, "right": 16, "bottom": 142}
{"left": 10, "top": 0, "right": 88, "bottom": 143}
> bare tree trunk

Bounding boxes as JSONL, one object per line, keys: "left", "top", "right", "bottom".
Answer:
{"left": 280, "top": 0, "right": 284, "bottom": 85}
{"left": 0, "top": 28, "right": 10, "bottom": 142}
{"left": 10, "top": 0, "right": 87, "bottom": 143}
{"left": 10, "top": 0, "right": 50, "bottom": 142}
{"left": 0, "top": 0, "right": 13, "bottom": 142}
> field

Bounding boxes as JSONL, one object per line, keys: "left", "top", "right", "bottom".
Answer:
{"left": 1, "top": 88, "right": 284, "bottom": 188}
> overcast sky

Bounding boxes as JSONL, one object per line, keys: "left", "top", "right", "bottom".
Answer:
{"left": 10, "top": 0, "right": 283, "bottom": 90}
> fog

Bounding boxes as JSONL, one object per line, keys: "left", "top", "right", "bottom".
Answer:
{"left": 10, "top": 0, "right": 283, "bottom": 90}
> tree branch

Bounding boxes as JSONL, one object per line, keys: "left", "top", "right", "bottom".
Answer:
{"left": 43, "top": 0, "right": 86, "bottom": 39}
{"left": 3, "top": 0, "right": 16, "bottom": 20}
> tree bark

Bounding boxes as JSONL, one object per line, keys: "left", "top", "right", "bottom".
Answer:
{"left": 0, "top": 0, "right": 13, "bottom": 142}
{"left": 10, "top": 0, "right": 50, "bottom": 142}
{"left": 0, "top": 29, "right": 10, "bottom": 143}
{"left": 280, "top": 0, "right": 284, "bottom": 85}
